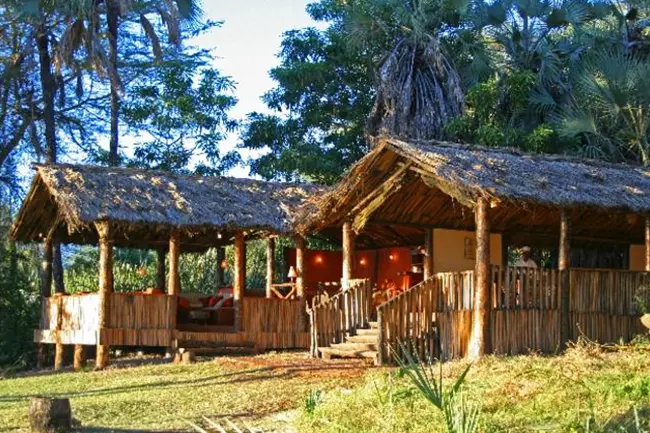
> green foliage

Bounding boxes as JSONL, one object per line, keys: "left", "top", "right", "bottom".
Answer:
{"left": 304, "top": 389, "right": 324, "bottom": 415}
{"left": 123, "top": 49, "right": 240, "bottom": 175}
{"left": 0, "top": 206, "right": 40, "bottom": 368}
{"left": 63, "top": 237, "right": 299, "bottom": 295}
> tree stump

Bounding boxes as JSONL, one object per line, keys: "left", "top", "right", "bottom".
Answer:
{"left": 29, "top": 397, "right": 71, "bottom": 433}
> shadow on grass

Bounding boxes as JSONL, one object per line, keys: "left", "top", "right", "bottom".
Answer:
{"left": 0, "top": 362, "right": 365, "bottom": 403}
{"left": 79, "top": 428, "right": 181, "bottom": 433}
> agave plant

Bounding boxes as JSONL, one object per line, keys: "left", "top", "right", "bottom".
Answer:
{"left": 394, "top": 343, "right": 480, "bottom": 433}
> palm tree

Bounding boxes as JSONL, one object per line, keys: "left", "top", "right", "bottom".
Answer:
{"left": 345, "top": 0, "right": 471, "bottom": 140}
{"left": 556, "top": 48, "right": 650, "bottom": 164}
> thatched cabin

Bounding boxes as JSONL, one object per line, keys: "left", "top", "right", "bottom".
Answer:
{"left": 12, "top": 164, "right": 321, "bottom": 370}
{"left": 299, "top": 137, "right": 650, "bottom": 362}
{"left": 12, "top": 137, "right": 650, "bottom": 369}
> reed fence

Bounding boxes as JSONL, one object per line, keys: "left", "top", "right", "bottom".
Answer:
{"left": 376, "top": 266, "right": 650, "bottom": 364}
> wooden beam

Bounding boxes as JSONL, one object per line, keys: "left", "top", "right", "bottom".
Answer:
{"left": 266, "top": 238, "right": 276, "bottom": 299}
{"left": 342, "top": 222, "right": 355, "bottom": 289}
{"left": 95, "top": 222, "right": 114, "bottom": 370}
{"left": 423, "top": 228, "right": 434, "bottom": 279}
{"left": 234, "top": 231, "right": 246, "bottom": 331}
{"left": 645, "top": 216, "right": 650, "bottom": 272}
{"left": 168, "top": 229, "right": 181, "bottom": 296}
{"left": 156, "top": 247, "right": 166, "bottom": 291}
{"left": 468, "top": 197, "right": 491, "bottom": 361}
{"left": 216, "top": 247, "right": 225, "bottom": 289}
{"left": 559, "top": 209, "right": 571, "bottom": 348}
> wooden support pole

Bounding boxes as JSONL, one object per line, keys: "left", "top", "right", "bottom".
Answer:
{"left": 168, "top": 229, "right": 181, "bottom": 296}
{"left": 156, "top": 247, "right": 166, "bottom": 291}
{"left": 37, "top": 239, "right": 53, "bottom": 369}
{"left": 342, "top": 222, "right": 355, "bottom": 289}
{"left": 295, "top": 235, "right": 307, "bottom": 331}
{"left": 468, "top": 197, "right": 491, "bottom": 361}
{"left": 645, "top": 216, "right": 650, "bottom": 272}
{"left": 54, "top": 341, "right": 64, "bottom": 371}
{"left": 95, "top": 222, "right": 114, "bottom": 370}
{"left": 559, "top": 209, "right": 571, "bottom": 347}
{"left": 266, "top": 237, "right": 276, "bottom": 299}
{"left": 234, "top": 231, "right": 246, "bottom": 331}
{"left": 216, "top": 247, "right": 225, "bottom": 289}
{"left": 73, "top": 345, "right": 85, "bottom": 371}
{"left": 423, "top": 228, "right": 434, "bottom": 279}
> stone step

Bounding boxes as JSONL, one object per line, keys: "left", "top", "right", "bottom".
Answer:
{"left": 369, "top": 321, "right": 379, "bottom": 329}
{"left": 346, "top": 334, "right": 378, "bottom": 344}
{"left": 355, "top": 328, "right": 379, "bottom": 336}
{"left": 318, "top": 347, "right": 377, "bottom": 361}
{"left": 332, "top": 342, "right": 378, "bottom": 352}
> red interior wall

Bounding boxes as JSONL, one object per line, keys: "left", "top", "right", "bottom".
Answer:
{"left": 287, "top": 247, "right": 412, "bottom": 293}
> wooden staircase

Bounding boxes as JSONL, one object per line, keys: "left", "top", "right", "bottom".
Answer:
{"left": 318, "top": 321, "right": 379, "bottom": 363}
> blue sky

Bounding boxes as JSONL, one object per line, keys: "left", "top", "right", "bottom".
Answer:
{"left": 191, "top": 1, "right": 321, "bottom": 176}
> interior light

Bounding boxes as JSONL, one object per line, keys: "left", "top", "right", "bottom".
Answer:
{"left": 217, "top": 233, "right": 223, "bottom": 239}
{"left": 220, "top": 260, "right": 228, "bottom": 269}
{"left": 389, "top": 254, "right": 395, "bottom": 261}
{"left": 315, "top": 255, "right": 323, "bottom": 264}
{"left": 359, "top": 258, "right": 367, "bottom": 266}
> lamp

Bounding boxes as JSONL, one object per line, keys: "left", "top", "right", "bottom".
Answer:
{"left": 315, "top": 255, "right": 323, "bottom": 264}
{"left": 359, "top": 257, "right": 367, "bottom": 266}
{"left": 287, "top": 266, "right": 298, "bottom": 283}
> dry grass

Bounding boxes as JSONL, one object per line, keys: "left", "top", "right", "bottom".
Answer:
{"left": 298, "top": 340, "right": 650, "bottom": 432}
{"left": 0, "top": 352, "right": 370, "bottom": 432}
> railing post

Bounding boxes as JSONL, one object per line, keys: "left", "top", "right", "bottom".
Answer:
{"left": 377, "top": 306, "right": 384, "bottom": 366}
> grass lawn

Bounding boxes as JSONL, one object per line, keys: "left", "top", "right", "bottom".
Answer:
{"left": 0, "top": 352, "right": 370, "bottom": 433}
{"left": 1, "top": 342, "right": 650, "bottom": 432}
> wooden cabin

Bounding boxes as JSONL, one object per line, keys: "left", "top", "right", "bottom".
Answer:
{"left": 11, "top": 164, "right": 321, "bottom": 370}
{"left": 11, "top": 136, "right": 650, "bottom": 369}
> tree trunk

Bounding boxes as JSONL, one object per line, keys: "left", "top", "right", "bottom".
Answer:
{"left": 342, "top": 222, "right": 355, "bottom": 289}
{"left": 107, "top": 1, "right": 120, "bottom": 167}
{"left": 295, "top": 236, "right": 306, "bottom": 331}
{"left": 467, "top": 197, "right": 491, "bottom": 361}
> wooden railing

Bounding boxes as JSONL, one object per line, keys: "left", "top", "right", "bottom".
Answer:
{"left": 42, "top": 294, "right": 100, "bottom": 331}
{"left": 107, "top": 294, "right": 176, "bottom": 329}
{"left": 307, "top": 278, "right": 373, "bottom": 357}
{"left": 377, "top": 266, "right": 650, "bottom": 365}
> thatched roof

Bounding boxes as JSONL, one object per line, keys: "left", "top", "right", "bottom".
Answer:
{"left": 12, "top": 164, "right": 322, "bottom": 250}
{"left": 299, "top": 137, "right": 650, "bottom": 247}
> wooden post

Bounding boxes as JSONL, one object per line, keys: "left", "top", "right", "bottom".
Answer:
{"left": 645, "top": 216, "right": 650, "bottom": 272}
{"left": 37, "top": 239, "right": 53, "bottom": 369}
{"left": 560, "top": 209, "right": 571, "bottom": 347}
{"left": 168, "top": 229, "right": 181, "bottom": 296}
{"left": 95, "top": 222, "right": 114, "bottom": 370}
{"left": 342, "top": 222, "right": 355, "bottom": 289}
{"left": 156, "top": 247, "right": 166, "bottom": 291}
{"left": 73, "top": 345, "right": 85, "bottom": 371}
{"left": 468, "top": 197, "right": 491, "bottom": 361}
{"left": 423, "top": 228, "right": 434, "bottom": 279}
{"left": 216, "top": 247, "right": 225, "bottom": 289}
{"left": 266, "top": 237, "right": 276, "bottom": 298}
{"left": 376, "top": 307, "right": 385, "bottom": 366}
{"left": 234, "top": 231, "right": 246, "bottom": 331}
